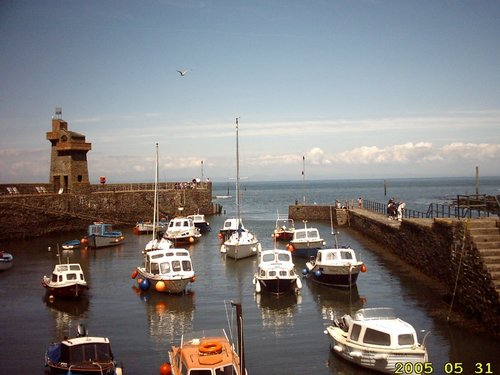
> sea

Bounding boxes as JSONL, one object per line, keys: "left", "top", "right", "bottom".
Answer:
{"left": 1, "top": 177, "right": 499, "bottom": 375}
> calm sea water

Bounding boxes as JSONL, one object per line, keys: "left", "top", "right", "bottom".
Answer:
{"left": 1, "top": 177, "right": 499, "bottom": 375}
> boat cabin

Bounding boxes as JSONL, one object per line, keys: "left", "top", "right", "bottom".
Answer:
{"left": 293, "top": 228, "right": 321, "bottom": 241}
{"left": 47, "top": 337, "right": 115, "bottom": 370}
{"left": 168, "top": 217, "right": 196, "bottom": 230}
{"left": 51, "top": 264, "right": 86, "bottom": 285}
{"left": 258, "top": 250, "right": 295, "bottom": 277}
{"left": 87, "top": 222, "right": 121, "bottom": 237}
{"left": 171, "top": 330, "right": 243, "bottom": 375}
{"left": 344, "top": 308, "right": 418, "bottom": 349}
{"left": 222, "top": 218, "right": 245, "bottom": 232}
{"left": 144, "top": 249, "right": 193, "bottom": 276}
{"left": 316, "top": 248, "right": 357, "bottom": 264}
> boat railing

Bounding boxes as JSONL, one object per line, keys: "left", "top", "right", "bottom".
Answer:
{"left": 362, "top": 198, "right": 499, "bottom": 219}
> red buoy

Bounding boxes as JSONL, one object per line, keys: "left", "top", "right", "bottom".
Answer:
{"left": 159, "top": 362, "right": 172, "bottom": 375}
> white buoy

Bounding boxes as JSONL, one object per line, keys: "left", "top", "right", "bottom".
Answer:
{"left": 255, "top": 280, "right": 261, "bottom": 293}
{"left": 296, "top": 277, "right": 302, "bottom": 289}
{"left": 220, "top": 245, "right": 226, "bottom": 254}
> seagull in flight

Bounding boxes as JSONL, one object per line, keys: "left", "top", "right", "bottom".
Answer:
{"left": 177, "top": 69, "right": 189, "bottom": 76}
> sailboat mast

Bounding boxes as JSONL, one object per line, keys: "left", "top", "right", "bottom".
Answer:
{"left": 236, "top": 117, "right": 241, "bottom": 221}
{"left": 152, "top": 143, "right": 159, "bottom": 243}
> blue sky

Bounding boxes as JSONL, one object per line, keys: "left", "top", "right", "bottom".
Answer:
{"left": 1, "top": 0, "right": 499, "bottom": 183}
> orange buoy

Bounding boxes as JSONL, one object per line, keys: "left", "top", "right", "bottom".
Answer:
{"left": 137, "top": 277, "right": 143, "bottom": 285}
{"left": 131, "top": 270, "right": 138, "bottom": 279}
{"left": 217, "top": 233, "right": 223, "bottom": 239}
{"left": 189, "top": 236, "right": 195, "bottom": 243}
{"left": 287, "top": 244, "right": 294, "bottom": 252}
{"left": 361, "top": 264, "right": 367, "bottom": 273}
{"left": 159, "top": 362, "right": 172, "bottom": 375}
{"left": 80, "top": 238, "right": 87, "bottom": 244}
{"left": 198, "top": 341, "right": 223, "bottom": 355}
{"left": 190, "top": 276, "right": 196, "bottom": 283}
{"left": 156, "top": 281, "right": 166, "bottom": 292}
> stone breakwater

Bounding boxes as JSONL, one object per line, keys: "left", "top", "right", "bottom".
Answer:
{"left": 289, "top": 204, "right": 500, "bottom": 336}
{"left": 0, "top": 183, "right": 215, "bottom": 240}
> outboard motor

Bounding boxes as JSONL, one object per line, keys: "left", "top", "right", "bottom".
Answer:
{"left": 76, "top": 323, "right": 88, "bottom": 337}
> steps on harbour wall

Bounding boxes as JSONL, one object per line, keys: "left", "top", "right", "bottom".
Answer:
{"left": 467, "top": 219, "right": 500, "bottom": 293}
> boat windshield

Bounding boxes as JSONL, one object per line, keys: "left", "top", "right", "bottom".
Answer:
{"left": 64, "top": 342, "right": 113, "bottom": 363}
{"left": 340, "top": 251, "right": 353, "bottom": 260}
{"left": 295, "top": 230, "right": 318, "bottom": 240}
{"left": 277, "top": 253, "right": 290, "bottom": 262}
{"left": 355, "top": 308, "right": 396, "bottom": 321}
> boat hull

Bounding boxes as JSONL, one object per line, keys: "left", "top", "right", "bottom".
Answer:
{"left": 273, "top": 230, "right": 294, "bottom": 241}
{"left": 256, "top": 278, "right": 298, "bottom": 294}
{"left": 194, "top": 222, "right": 211, "bottom": 233}
{"left": 289, "top": 240, "right": 324, "bottom": 258}
{"left": 223, "top": 242, "right": 260, "bottom": 260}
{"left": 164, "top": 234, "right": 200, "bottom": 245}
{"left": 136, "top": 269, "right": 193, "bottom": 294}
{"left": 41, "top": 279, "right": 88, "bottom": 298}
{"left": 307, "top": 265, "right": 360, "bottom": 287}
{"left": 0, "top": 252, "right": 13, "bottom": 270}
{"left": 87, "top": 235, "right": 125, "bottom": 248}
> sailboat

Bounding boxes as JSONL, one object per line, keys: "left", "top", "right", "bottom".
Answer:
{"left": 133, "top": 144, "right": 195, "bottom": 294}
{"left": 220, "top": 118, "right": 261, "bottom": 260}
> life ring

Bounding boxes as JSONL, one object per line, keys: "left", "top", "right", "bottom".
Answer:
{"left": 198, "top": 341, "right": 222, "bottom": 355}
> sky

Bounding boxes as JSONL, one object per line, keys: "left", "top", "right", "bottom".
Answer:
{"left": 1, "top": 0, "right": 499, "bottom": 183}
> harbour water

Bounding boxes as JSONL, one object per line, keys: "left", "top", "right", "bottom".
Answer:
{"left": 1, "top": 177, "right": 499, "bottom": 375}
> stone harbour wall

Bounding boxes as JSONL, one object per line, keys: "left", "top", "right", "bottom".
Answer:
{"left": 0, "top": 185, "right": 215, "bottom": 240}
{"left": 348, "top": 211, "right": 500, "bottom": 333}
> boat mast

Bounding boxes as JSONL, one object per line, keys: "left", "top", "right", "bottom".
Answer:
{"left": 302, "top": 155, "right": 306, "bottom": 203}
{"left": 235, "top": 117, "right": 241, "bottom": 222}
{"left": 231, "top": 301, "right": 245, "bottom": 375}
{"left": 152, "top": 143, "right": 159, "bottom": 243}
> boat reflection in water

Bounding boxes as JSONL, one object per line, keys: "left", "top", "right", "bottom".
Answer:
{"left": 44, "top": 295, "right": 90, "bottom": 344}
{"left": 254, "top": 291, "right": 302, "bottom": 337}
{"left": 132, "top": 286, "right": 195, "bottom": 343}
{"left": 307, "top": 279, "right": 365, "bottom": 321}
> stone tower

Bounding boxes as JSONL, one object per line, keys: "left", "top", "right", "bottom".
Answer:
{"left": 46, "top": 108, "right": 92, "bottom": 194}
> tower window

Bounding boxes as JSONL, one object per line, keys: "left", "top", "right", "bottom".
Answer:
{"left": 77, "top": 175, "right": 82, "bottom": 182}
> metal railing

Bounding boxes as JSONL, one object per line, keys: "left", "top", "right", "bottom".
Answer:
{"left": 363, "top": 197, "right": 499, "bottom": 219}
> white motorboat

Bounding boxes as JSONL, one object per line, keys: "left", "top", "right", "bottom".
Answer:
{"left": 133, "top": 248, "right": 195, "bottom": 294}
{"left": 41, "top": 261, "right": 89, "bottom": 299}
{"left": 45, "top": 324, "right": 124, "bottom": 375}
{"left": 287, "top": 221, "right": 325, "bottom": 258}
{"left": 253, "top": 248, "right": 302, "bottom": 295}
{"left": 304, "top": 247, "right": 366, "bottom": 288}
{"left": 164, "top": 216, "right": 201, "bottom": 245}
{"left": 187, "top": 213, "right": 211, "bottom": 233}
{"left": 220, "top": 118, "right": 261, "bottom": 260}
{"left": 325, "top": 307, "right": 429, "bottom": 374}
{"left": 0, "top": 251, "right": 14, "bottom": 270}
